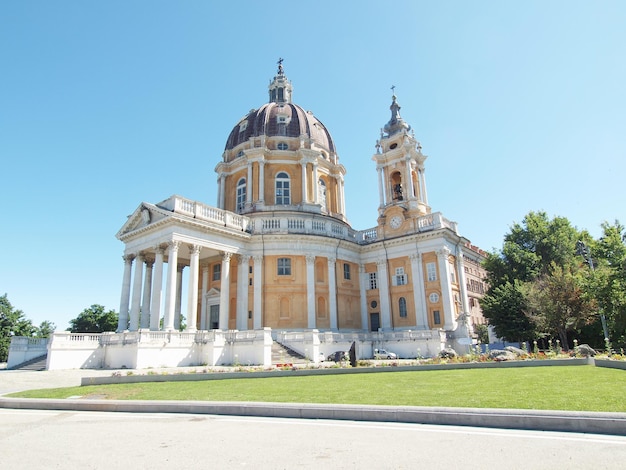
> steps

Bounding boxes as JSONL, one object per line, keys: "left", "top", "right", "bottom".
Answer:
{"left": 10, "top": 354, "right": 48, "bottom": 371}
{"left": 271, "top": 342, "right": 307, "bottom": 365}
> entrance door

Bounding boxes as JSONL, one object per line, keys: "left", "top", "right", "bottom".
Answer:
{"left": 370, "top": 313, "right": 380, "bottom": 331}
{"left": 210, "top": 304, "right": 220, "bottom": 329}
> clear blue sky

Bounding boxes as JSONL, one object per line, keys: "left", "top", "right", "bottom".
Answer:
{"left": 1, "top": 1, "right": 624, "bottom": 330}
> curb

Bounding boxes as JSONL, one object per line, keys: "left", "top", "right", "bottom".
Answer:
{"left": 1, "top": 397, "right": 625, "bottom": 436}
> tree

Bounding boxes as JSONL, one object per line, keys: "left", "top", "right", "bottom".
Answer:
{"left": 0, "top": 294, "right": 36, "bottom": 362}
{"left": 481, "top": 280, "right": 536, "bottom": 342}
{"left": 36, "top": 320, "right": 56, "bottom": 338}
{"left": 587, "top": 221, "right": 626, "bottom": 348}
{"left": 481, "top": 211, "right": 584, "bottom": 344}
{"left": 69, "top": 305, "right": 118, "bottom": 333}
{"left": 522, "top": 263, "right": 596, "bottom": 349}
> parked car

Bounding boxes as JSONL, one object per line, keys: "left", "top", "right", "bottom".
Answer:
{"left": 327, "top": 350, "right": 349, "bottom": 362}
{"left": 374, "top": 348, "right": 397, "bottom": 360}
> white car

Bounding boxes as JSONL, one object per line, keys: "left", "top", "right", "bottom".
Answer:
{"left": 374, "top": 348, "right": 397, "bottom": 360}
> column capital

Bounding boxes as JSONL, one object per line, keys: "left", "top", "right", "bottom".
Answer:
{"left": 327, "top": 256, "right": 336, "bottom": 265}
{"left": 144, "top": 258, "right": 155, "bottom": 269}
{"left": 154, "top": 244, "right": 166, "bottom": 255}
{"left": 222, "top": 252, "right": 233, "bottom": 262}
{"left": 123, "top": 254, "right": 135, "bottom": 263}
{"left": 376, "top": 258, "right": 387, "bottom": 268}
{"left": 306, "top": 254, "right": 316, "bottom": 265}
{"left": 253, "top": 254, "right": 263, "bottom": 263}
{"left": 437, "top": 246, "right": 451, "bottom": 259}
{"left": 409, "top": 252, "right": 422, "bottom": 261}
{"left": 188, "top": 244, "right": 201, "bottom": 256}
{"left": 168, "top": 240, "right": 181, "bottom": 252}
{"left": 238, "top": 254, "right": 251, "bottom": 264}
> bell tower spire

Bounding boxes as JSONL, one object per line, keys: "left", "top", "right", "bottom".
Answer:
{"left": 373, "top": 88, "right": 430, "bottom": 234}
{"left": 268, "top": 58, "right": 293, "bottom": 104}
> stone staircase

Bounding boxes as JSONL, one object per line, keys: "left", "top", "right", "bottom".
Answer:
{"left": 271, "top": 341, "right": 307, "bottom": 365}
{"left": 10, "top": 354, "right": 48, "bottom": 371}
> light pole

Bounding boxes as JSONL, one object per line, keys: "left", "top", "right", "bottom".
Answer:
{"left": 576, "top": 240, "right": 610, "bottom": 342}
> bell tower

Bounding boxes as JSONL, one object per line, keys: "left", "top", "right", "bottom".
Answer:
{"left": 373, "top": 90, "right": 430, "bottom": 235}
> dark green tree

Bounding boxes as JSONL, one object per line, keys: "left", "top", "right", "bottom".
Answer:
{"left": 587, "top": 221, "right": 626, "bottom": 348}
{"left": 69, "top": 305, "right": 118, "bottom": 333}
{"left": 481, "top": 211, "right": 583, "bottom": 344}
{"left": 0, "top": 294, "right": 36, "bottom": 362}
{"left": 522, "top": 263, "right": 596, "bottom": 348}
{"left": 36, "top": 320, "right": 56, "bottom": 338}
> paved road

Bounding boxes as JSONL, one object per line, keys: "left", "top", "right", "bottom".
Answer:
{"left": 2, "top": 408, "right": 626, "bottom": 469}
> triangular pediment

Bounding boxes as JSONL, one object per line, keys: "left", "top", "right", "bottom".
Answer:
{"left": 116, "top": 203, "right": 169, "bottom": 238}
{"left": 206, "top": 287, "right": 221, "bottom": 298}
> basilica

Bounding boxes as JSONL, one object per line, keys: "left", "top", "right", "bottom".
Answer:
{"left": 27, "top": 63, "right": 488, "bottom": 370}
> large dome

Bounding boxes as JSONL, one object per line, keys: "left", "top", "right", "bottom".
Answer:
{"left": 224, "top": 102, "right": 335, "bottom": 154}
{"left": 223, "top": 62, "right": 336, "bottom": 158}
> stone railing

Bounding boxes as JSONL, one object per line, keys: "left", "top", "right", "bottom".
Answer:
{"left": 157, "top": 195, "right": 250, "bottom": 232}
{"left": 156, "top": 196, "right": 457, "bottom": 244}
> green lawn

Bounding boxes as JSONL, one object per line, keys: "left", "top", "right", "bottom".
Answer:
{"left": 8, "top": 365, "right": 626, "bottom": 412}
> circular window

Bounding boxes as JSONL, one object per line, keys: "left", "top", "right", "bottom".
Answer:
{"left": 277, "top": 142, "right": 288, "bottom": 150}
{"left": 236, "top": 150, "right": 244, "bottom": 158}
{"left": 429, "top": 293, "right": 440, "bottom": 303}
{"left": 370, "top": 300, "right": 378, "bottom": 309}
{"left": 390, "top": 143, "right": 398, "bottom": 149}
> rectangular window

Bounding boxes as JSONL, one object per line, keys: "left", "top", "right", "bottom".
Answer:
{"left": 212, "top": 264, "right": 221, "bottom": 281}
{"left": 277, "top": 258, "right": 291, "bottom": 276}
{"left": 368, "top": 272, "right": 377, "bottom": 290}
{"left": 393, "top": 267, "right": 407, "bottom": 286}
{"left": 426, "top": 262, "right": 437, "bottom": 282}
{"left": 433, "top": 310, "right": 441, "bottom": 325}
{"left": 343, "top": 263, "right": 351, "bottom": 280}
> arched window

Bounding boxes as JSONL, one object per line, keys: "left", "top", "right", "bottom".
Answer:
{"left": 318, "top": 178, "right": 327, "bottom": 212}
{"left": 399, "top": 297, "right": 407, "bottom": 318}
{"left": 277, "top": 142, "right": 288, "bottom": 150}
{"left": 236, "top": 178, "right": 246, "bottom": 213}
{"left": 275, "top": 172, "right": 290, "bottom": 205}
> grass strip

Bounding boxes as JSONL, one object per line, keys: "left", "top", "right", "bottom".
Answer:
{"left": 8, "top": 366, "right": 626, "bottom": 412}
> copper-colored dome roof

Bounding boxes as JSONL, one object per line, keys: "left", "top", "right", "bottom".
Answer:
{"left": 224, "top": 102, "right": 335, "bottom": 153}
{"left": 224, "top": 63, "right": 336, "bottom": 155}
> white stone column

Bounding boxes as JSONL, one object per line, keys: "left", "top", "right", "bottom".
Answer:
{"left": 186, "top": 244, "right": 201, "bottom": 332}
{"left": 377, "top": 259, "right": 391, "bottom": 330}
{"left": 163, "top": 241, "right": 180, "bottom": 331}
{"left": 405, "top": 156, "right": 415, "bottom": 200}
{"left": 301, "top": 160, "right": 308, "bottom": 204}
{"left": 174, "top": 265, "right": 184, "bottom": 329}
{"left": 129, "top": 253, "right": 144, "bottom": 331}
{"left": 258, "top": 161, "right": 265, "bottom": 204}
{"left": 150, "top": 246, "right": 165, "bottom": 331}
{"left": 218, "top": 173, "right": 226, "bottom": 209}
{"left": 377, "top": 166, "right": 385, "bottom": 208}
{"left": 246, "top": 162, "right": 253, "bottom": 206}
{"left": 410, "top": 253, "right": 428, "bottom": 329}
{"left": 437, "top": 247, "right": 457, "bottom": 331}
{"left": 419, "top": 167, "right": 428, "bottom": 205}
{"left": 359, "top": 264, "right": 368, "bottom": 330}
{"left": 306, "top": 255, "right": 316, "bottom": 329}
{"left": 253, "top": 255, "right": 263, "bottom": 329}
{"left": 140, "top": 259, "right": 154, "bottom": 329}
{"left": 456, "top": 250, "right": 470, "bottom": 314}
{"left": 219, "top": 252, "right": 232, "bottom": 329}
{"left": 237, "top": 254, "right": 250, "bottom": 330}
{"left": 328, "top": 257, "right": 338, "bottom": 330}
{"left": 217, "top": 174, "right": 223, "bottom": 209}
{"left": 313, "top": 163, "right": 319, "bottom": 204}
{"left": 338, "top": 176, "right": 345, "bottom": 214}
{"left": 200, "top": 264, "right": 209, "bottom": 330}
{"left": 118, "top": 255, "right": 134, "bottom": 332}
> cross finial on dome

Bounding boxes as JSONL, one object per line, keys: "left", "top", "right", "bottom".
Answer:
{"left": 277, "top": 57, "right": 284, "bottom": 75}
{"left": 391, "top": 84, "right": 396, "bottom": 97}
